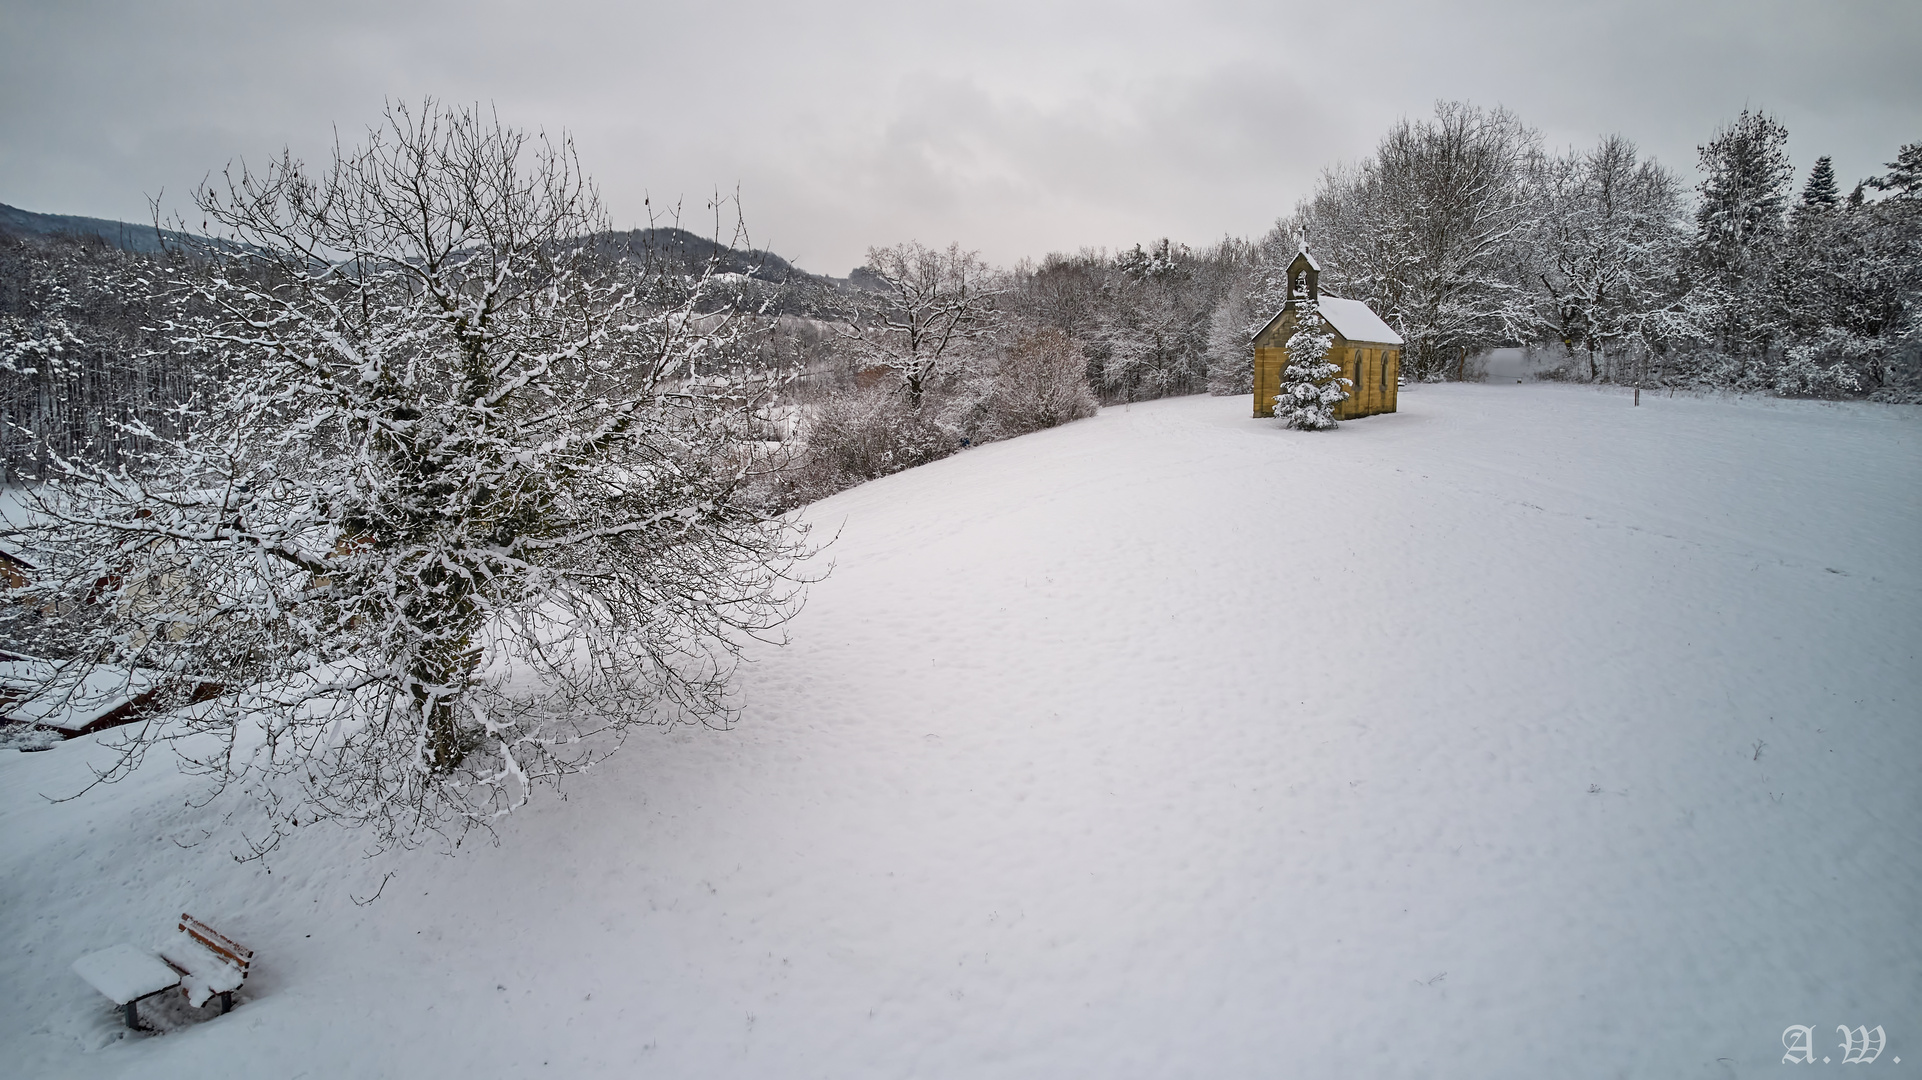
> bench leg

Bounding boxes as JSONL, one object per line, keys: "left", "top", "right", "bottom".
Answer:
{"left": 219, "top": 990, "right": 233, "bottom": 1015}
{"left": 124, "top": 1000, "right": 140, "bottom": 1030}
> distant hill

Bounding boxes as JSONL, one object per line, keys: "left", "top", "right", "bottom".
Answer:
{"left": 0, "top": 202, "right": 196, "bottom": 254}
{"left": 0, "top": 204, "right": 835, "bottom": 286}
{"left": 593, "top": 226, "right": 819, "bottom": 284}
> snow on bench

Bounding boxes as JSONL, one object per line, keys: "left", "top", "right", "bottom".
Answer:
{"left": 71, "top": 915, "right": 253, "bottom": 1029}
{"left": 71, "top": 944, "right": 181, "bottom": 1029}
{"left": 164, "top": 915, "right": 252, "bottom": 1010}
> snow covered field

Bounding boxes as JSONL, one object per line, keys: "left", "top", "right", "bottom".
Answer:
{"left": 2, "top": 383, "right": 1917, "bottom": 1078}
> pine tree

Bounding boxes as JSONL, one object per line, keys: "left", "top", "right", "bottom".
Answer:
{"left": 1867, "top": 141, "right": 1922, "bottom": 199}
{"left": 1692, "top": 109, "right": 1795, "bottom": 364}
{"left": 1694, "top": 109, "right": 1793, "bottom": 268}
{"left": 1273, "top": 300, "right": 1348, "bottom": 430}
{"left": 1800, "top": 156, "right": 1839, "bottom": 211}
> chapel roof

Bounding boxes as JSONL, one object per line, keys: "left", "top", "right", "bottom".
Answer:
{"left": 1313, "top": 295, "right": 1403, "bottom": 345}
{"left": 1260, "top": 294, "right": 1404, "bottom": 346}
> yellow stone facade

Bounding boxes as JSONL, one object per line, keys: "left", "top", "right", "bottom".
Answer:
{"left": 1253, "top": 331, "right": 1401, "bottom": 421}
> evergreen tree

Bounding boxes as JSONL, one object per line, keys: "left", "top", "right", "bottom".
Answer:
{"left": 1780, "top": 138, "right": 1922, "bottom": 397}
{"left": 1867, "top": 141, "right": 1922, "bottom": 199}
{"left": 1799, "top": 156, "right": 1839, "bottom": 211}
{"left": 1273, "top": 300, "right": 1348, "bottom": 430}
{"left": 1692, "top": 109, "right": 1795, "bottom": 364}
{"left": 1694, "top": 109, "right": 1793, "bottom": 268}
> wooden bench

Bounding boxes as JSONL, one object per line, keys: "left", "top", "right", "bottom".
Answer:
{"left": 72, "top": 914, "right": 253, "bottom": 1029}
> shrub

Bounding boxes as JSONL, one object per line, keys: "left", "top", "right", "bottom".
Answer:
{"left": 778, "top": 384, "right": 958, "bottom": 503}
{"left": 985, "top": 328, "right": 1099, "bottom": 437}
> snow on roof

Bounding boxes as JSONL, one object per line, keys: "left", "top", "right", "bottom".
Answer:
{"left": 5, "top": 664, "right": 160, "bottom": 732}
{"left": 1291, "top": 245, "right": 1321, "bottom": 272}
{"left": 0, "top": 534, "right": 32, "bottom": 568}
{"left": 0, "top": 658, "right": 57, "bottom": 693}
{"left": 1300, "top": 295, "right": 1404, "bottom": 346}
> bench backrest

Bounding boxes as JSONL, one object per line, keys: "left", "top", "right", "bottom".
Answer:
{"left": 178, "top": 914, "right": 252, "bottom": 975}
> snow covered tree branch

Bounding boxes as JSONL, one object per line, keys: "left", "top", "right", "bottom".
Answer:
{"left": 1529, "top": 134, "right": 1691, "bottom": 383}
{"left": 5, "top": 100, "right": 812, "bottom": 852}
{"left": 1293, "top": 101, "right": 1541, "bottom": 382}
{"left": 843, "top": 242, "right": 999, "bottom": 409}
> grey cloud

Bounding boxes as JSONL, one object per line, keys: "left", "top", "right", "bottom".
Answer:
{"left": 3, "top": 0, "right": 1915, "bottom": 274}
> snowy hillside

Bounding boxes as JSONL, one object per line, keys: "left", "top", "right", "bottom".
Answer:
{"left": 3, "top": 384, "right": 1917, "bottom": 1078}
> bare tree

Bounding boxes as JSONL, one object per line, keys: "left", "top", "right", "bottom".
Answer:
{"left": 1094, "top": 240, "right": 1213, "bottom": 401}
{"left": 9, "top": 101, "right": 809, "bottom": 852}
{"left": 1296, "top": 101, "right": 1541, "bottom": 380}
{"left": 1531, "top": 134, "right": 1691, "bottom": 382}
{"left": 846, "top": 242, "right": 999, "bottom": 409}
{"left": 984, "top": 327, "right": 1097, "bottom": 435}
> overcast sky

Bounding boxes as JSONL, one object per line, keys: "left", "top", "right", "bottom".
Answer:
{"left": 3, "top": 0, "right": 1917, "bottom": 274}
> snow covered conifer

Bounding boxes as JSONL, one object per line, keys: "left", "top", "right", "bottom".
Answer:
{"left": 1867, "top": 141, "right": 1922, "bottom": 199}
{"left": 8, "top": 101, "right": 810, "bottom": 851}
{"left": 1694, "top": 109, "right": 1793, "bottom": 268}
{"left": 1799, "top": 156, "right": 1840, "bottom": 212}
{"left": 1273, "top": 299, "right": 1348, "bottom": 430}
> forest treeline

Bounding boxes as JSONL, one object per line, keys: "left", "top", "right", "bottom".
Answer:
{"left": 2, "top": 102, "right": 1917, "bottom": 490}
{"left": 992, "top": 102, "right": 1919, "bottom": 402}
{"left": 755, "top": 102, "right": 1921, "bottom": 499}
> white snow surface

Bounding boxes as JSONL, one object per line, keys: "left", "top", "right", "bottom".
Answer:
{"left": 2, "top": 384, "right": 1917, "bottom": 1077}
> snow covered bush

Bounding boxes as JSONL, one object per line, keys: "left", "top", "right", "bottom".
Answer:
{"left": 768, "top": 328, "right": 1091, "bottom": 506}
{"left": 1273, "top": 301, "right": 1349, "bottom": 430}
{"left": 808, "top": 384, "right": 956, "bottom": 474}
{"left": 1774, "top": 331, "right": 1867, "bottom": 398}
{"left": 784, "top": 383, "right": 957, "bottom": 500}
{"left": 7, "top": 102, "right": 810, "bottom": 851}
{"left": 983, "top": 328, "right": 1097, "bottom": 436}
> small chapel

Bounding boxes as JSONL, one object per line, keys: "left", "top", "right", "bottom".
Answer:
{"left": 1251, "top": 247, "right": 1404, "bottom": 420}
